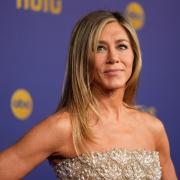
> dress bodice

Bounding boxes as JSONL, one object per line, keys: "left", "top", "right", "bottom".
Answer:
{"left": 49, "top": 148, "right": 162, "bottom": 180}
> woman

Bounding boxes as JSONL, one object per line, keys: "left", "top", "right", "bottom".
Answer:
{"left": 0, "top": 10, "right": 177, "bottom": 179}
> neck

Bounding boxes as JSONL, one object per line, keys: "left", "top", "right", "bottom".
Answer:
{"left": 92, "top": 85, "right": 126, "bottom": 120}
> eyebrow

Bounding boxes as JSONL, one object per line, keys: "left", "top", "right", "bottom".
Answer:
{"left": 98, "top": 39, "right": 130, "bottom": 44}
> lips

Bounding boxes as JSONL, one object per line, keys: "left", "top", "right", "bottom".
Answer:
{"left": 104, "top": 68, "right": 124, "bottom": 75}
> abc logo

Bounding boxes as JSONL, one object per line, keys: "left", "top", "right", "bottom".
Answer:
{"left": 125, "top": 2, "right": 145, "bottom": 30}
{"left": 11, "top": 89, "right": 33, "bottom": 120}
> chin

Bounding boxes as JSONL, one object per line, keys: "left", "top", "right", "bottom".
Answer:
{"left": 92, "top": 78, "right": 127, "bottom": 91}
{"left": 103, "top": 82, "right": 126, "bottom": 90}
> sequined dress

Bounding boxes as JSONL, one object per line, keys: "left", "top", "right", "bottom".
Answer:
{"left": 49, "top": 148, "right": 162, "bottom": 180}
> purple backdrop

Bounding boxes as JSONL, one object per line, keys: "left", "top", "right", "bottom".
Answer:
{"left": 0, "top": 0, "right": 179, "bottom": 179}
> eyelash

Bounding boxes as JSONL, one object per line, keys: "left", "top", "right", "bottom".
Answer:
{"left": 117, "top": 44, "right": 128, "bottom": 50}
{"left": 96, "top": 46, "right": 106, "bottom": 52}
{"left": 96, "top": 44, "right": 128, "bottom": 53}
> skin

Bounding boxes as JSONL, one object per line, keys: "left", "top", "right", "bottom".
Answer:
{"left": 91, "top": 21, "right": 134, "bottom": 91}
{"left": 0, "top": 22, "right": 177, "bottom": 180}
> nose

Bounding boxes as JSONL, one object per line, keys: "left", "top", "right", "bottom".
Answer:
{"left": 106, "top": 48, "right": 119, "bottom": 64}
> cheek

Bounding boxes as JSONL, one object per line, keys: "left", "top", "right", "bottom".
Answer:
{"left": 89, "top": 57, "right": 104, "bottom": 81}
{"left": 126, "top": 53, "right": 134, "bottom": 69}
{"left": 93, "top": 55, "right": 105, "bottom": 71}
{"left": 129, "top": 59, "right": 134, "bottom": 70}
{"left": 127, "top": 54, "right": 134, "bottom": 79}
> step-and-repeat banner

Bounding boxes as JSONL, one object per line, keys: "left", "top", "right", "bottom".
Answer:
{"left": 0, "top": 0, "right": 179, "bottom": 179}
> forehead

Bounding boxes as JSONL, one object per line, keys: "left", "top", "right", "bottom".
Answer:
{"left": 99, "top": 21, "right": 130, "bottom": 41}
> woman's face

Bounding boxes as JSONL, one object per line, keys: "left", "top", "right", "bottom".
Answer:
{"left": 91, "top": 21, "right": 134, "bottom": 91}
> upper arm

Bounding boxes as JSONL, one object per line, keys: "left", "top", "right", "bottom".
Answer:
{"left": 154, "top": 118, "right": 177, "bottom": 180}
{"left": 0, "top": 113, "right": 70, "bottom": 179}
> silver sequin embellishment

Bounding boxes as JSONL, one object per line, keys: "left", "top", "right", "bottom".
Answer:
{"left": 51, "top": 148, "right": 162, "bottom": 180}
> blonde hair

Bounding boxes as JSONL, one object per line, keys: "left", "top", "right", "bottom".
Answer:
{"left": 56, "top": 10, "right": 142, "bottom": 154}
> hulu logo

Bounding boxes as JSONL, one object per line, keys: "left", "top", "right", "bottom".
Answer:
{"left": 16, "top": 0, "right": 62, "bottom": 15}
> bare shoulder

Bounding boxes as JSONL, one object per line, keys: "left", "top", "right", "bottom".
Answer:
{"left": 127, "top": 107, "right": 177, "bottom": 179}
{"left": 14, "top": 110, "right": 73, "bottom": 157}
{"left": 128, "top": 107, "right": 166, "bottom": 147}
{"left": 40, "top": 110, "right": 72, "bottom": 149}
{"left": 143, "top": 111, "right": 163, "bottom": 131}
{"left": 136, "top": 111, "right": 177, "bottom": 179}
{"left": 131, "top": 108, "right": 164, "bottom": 137}
{"left": 45, "top": 110, "right": 72, "bottom": 135}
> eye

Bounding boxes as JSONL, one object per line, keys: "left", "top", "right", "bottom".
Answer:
{"left": 96, "top": 45, "right": 106, "bottom": 53}
{"left": 117, "top": 44, "right": 128, "bottom": 50}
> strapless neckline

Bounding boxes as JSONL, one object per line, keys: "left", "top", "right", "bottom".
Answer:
{"left": 57, "top": 147, "right": 159, "bottom": 161}
{"left": 51, "top": 148, "right": 162, "bottom": 180}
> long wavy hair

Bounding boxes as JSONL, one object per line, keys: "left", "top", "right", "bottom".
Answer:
{"left": 56, "top": 10, "right": 142, "bottom": 154}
